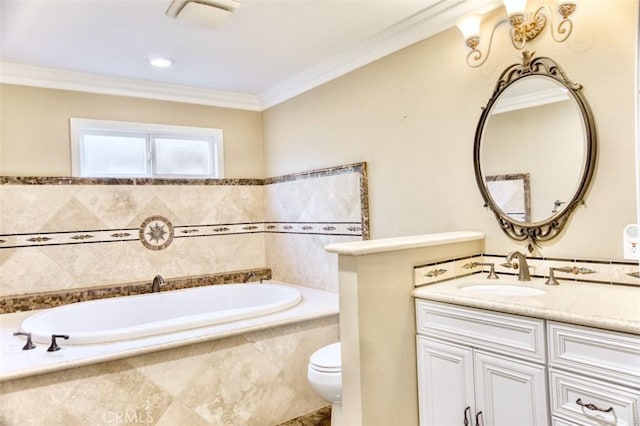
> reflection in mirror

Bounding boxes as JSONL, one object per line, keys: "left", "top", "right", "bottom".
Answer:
{"left": 473, "top": 52, "right": 597, "bottom": 249}
{"left": 481, "top": 76, "right": 586, "bottom": 223}
{"left": 486, "top": 173, "right": 530, "bottom": 222}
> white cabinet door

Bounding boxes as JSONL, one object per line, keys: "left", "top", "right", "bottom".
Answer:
{"left": 417, "top": 336, "right": 476, "bottom": 426}
{"left": 474, "top": 350, "right": 549, "bottom": 426}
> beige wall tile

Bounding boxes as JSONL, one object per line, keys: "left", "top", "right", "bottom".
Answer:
{"left": 265, "top": 173, "right": 361, "bottom": 223}
{"left": 266, "top": 233, "right": 359, "bottom": 292}
{"left": 0, "top": 317, "right": 339, "bottom": 425}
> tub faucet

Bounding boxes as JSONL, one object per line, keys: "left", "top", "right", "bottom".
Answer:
{"left": 151, "top": 275, "right": 165, "bottom": 293}
{"left": 505, "top": 251, "right": 531, "bottom": 281}
{"left": 13, "top": 332, "right": 36, "bottom": 350}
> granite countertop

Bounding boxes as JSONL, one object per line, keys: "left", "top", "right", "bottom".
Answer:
{"left": 412, "top": 275, "right": 640, "bottom": 335}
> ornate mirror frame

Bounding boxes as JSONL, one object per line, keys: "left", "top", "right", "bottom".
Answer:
{"left": 473, "top": 52, "right": 597, "bottom": 250}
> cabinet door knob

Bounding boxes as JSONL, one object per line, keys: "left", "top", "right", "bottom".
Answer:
{"left": 576, "top": 398, "right": 613, "bottom": 413}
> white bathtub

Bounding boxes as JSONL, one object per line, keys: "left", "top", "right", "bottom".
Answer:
{"left": 21, "top": 282, "right": 302, "bottom": 345}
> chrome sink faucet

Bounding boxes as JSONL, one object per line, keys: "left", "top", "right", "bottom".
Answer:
{"left": 505, "top": 251, "right": 531, "bottom": 281}
{"left": 151, "top": 274, "right": 165, "bottom": 293}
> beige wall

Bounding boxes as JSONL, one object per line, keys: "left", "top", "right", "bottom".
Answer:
{"left": 0, "top": 84, "right": 264, "bottom": 178}
{"left": 262, "top": 0, "right": 639, "bottom": 261}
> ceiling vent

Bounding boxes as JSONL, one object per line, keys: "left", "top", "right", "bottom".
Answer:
{"left": 166, "top": 0, "right": 240, "bottom": 28}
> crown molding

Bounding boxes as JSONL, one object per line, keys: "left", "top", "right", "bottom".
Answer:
{"left": 491, "top": 87, "right": 571, "bottom": 114}
{"left": 0, "top": 0, "right": 501, "bottom": 111}
{"left": 0, "top": 62, "right": 261, "bottom": 111}
{"left": 257, "top": 0, "right": 503, "bottom": 110}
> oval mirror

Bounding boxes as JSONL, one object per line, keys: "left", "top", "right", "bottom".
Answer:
{"left": 474, "top": 52, "right": 597, "bottom": 249}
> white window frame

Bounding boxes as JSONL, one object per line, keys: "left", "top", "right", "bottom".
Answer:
{"left": 69, "top": 118, "right": 224, "bottom": 179}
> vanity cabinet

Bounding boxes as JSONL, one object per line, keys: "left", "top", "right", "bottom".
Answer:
{"left": 547, "top": 322, "right": 640, "bottom": 426}
{"left": 415, "top": 300, "right": 640, "bottom": 426}
{"left": 416, "top": 300, "right": 548, "bottom": 426}
{"left": 417, "top": 336, "right": 547, "bottom": 426}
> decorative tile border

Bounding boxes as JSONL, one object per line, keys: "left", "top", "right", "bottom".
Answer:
{"left": 174, "top": 222, "right": 265, "bottom": 237}
{"left": 0, "top": 221, "right": 363, "bottom": 250}
{"left": 264, "top": 222, "right": 363, "bottom": 236}
{"left": 414, "top": 254, "right": 484, "bottom": 286}
{"left": 0, "top": 268, "right": 271, "bottom": 314}
{"left": 415, "top": 254, "right": 640, "bottom": 288}
{"left": 264, "top": 163, "right": 364, "bottom": 184}
{"left": 0, "top": 162, "right": 370, "bottom": 247}
{"left": 0, "top": 176, "right": 264, "bottom": 186}
{"left": 0, "top": 162, "right": 367, "bottom": 188}
{"left": 264, "top": 162, "right": 369, "bottom": 240}
{"left": 139, "top": 215, "right": 174, "bottom": 251}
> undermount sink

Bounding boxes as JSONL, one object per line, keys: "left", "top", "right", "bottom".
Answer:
{"left": 457, "top": 282, "right": 547, "bottom": 297}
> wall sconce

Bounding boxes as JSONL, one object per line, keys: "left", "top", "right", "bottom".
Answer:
{"left": 457, "top": 0, "right": 576, "bottom": 68}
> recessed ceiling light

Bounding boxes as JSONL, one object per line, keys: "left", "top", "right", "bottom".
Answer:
{"left": 146, "top": 56, "right": 174, "bottom": 68}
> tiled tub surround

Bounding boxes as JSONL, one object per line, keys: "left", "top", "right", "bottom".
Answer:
{"left": 264, "top": 162, "right": 369, "bottom": 240}
{"left": 414, "top": 253, "right": 640, "bottom": 288}
{"left": 0, "top": 162, "right": 368, "bottom": 298}
{"left": 0, "top": 267, "right": 271, "bottom": 314}
{"left": 0, "top": 183, "right": 267, "bottom": 297}
{"left": 265, "top": 165, "right": 367, "bottom": 292}
{"left": 0, "top": 284, "right": 340, "bottom": 425}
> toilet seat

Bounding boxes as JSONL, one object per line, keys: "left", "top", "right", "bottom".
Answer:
{"left": 309, "top": 342, "right": 341, "bottom": 373}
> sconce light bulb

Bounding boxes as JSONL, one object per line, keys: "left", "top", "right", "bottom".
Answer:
{"left": 502, "top": 0, "right": 527, "bottom": 17}
{"left": 456, "top": 14, "right": 482, "bottom": 44}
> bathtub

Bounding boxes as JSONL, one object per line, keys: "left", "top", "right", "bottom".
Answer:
{"left": 20, "top": 282, "right": 302, "bottom": 345}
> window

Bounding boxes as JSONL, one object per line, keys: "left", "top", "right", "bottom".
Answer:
{"left": 70, "top": 118, "right": 224, "bottom": 178}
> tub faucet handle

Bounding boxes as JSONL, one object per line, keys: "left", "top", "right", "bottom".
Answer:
{"left": 47, "top": 334, "right": 69, "bottom": 352}
{"left": 13, "top": 331, "right": 36, "bottom": 350}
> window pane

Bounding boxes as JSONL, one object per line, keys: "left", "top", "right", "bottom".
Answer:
{"left": 154, "top": 138, "right": 213, "bottom": 176}
{"left": 70, "top": 118, "right": 223, "bottom": 179}
{"left": 81, "top": 134, "right": 148, "bottom": 176}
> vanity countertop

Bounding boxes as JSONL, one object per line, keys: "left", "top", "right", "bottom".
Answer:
{"left": 325, "top": 231, "right": 484, "bottom": 256}
{"left": 412, "top": 275, "right": 640, "bottom": 335}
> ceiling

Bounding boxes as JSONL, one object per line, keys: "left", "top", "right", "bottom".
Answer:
{"left": 0, "top": 0, "right": 500, "bottom": 110}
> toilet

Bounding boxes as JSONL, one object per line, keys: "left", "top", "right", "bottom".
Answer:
{"left": 307, "top": 342, "right": 342, "bottom": 425}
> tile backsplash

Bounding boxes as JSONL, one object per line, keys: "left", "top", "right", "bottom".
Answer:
{"left": 414, "top": 253, "right": 640, "bottom": 287}
{"left": 0, "top": 163, "right": 368, "bottom": 299}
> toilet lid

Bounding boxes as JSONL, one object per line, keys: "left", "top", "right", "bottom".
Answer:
{"left": 310, "top": 342, "right": 341, "bottom": 371}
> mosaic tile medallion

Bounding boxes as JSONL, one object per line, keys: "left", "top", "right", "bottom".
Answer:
{"left": 139, "top": 215, "right": 174, "bottom": 251}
